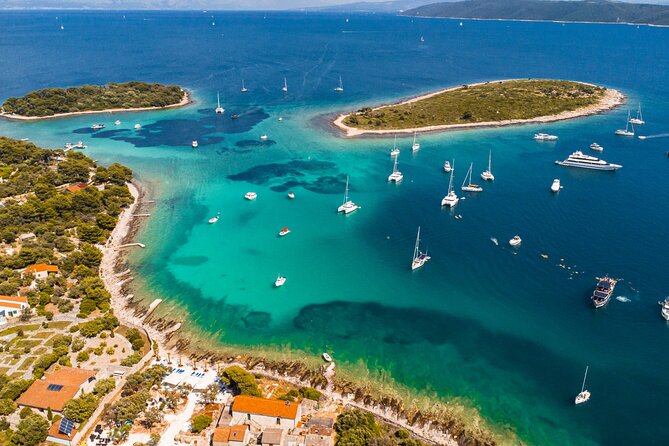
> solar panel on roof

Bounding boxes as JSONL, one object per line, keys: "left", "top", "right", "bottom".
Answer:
{"left": 47, "top": 384, "right": 63, "bottom": 391}
{"left": 59, "top": 417, "right": 74, "bottom": 436}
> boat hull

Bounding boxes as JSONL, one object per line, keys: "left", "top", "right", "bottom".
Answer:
{"left": 555, "top": 161, "right": 621, "bottom": 171}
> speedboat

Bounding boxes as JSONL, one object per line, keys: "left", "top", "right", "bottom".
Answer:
{"left": 260, "top": 135, "right": 268, "bottom": 140}
{"left": 534, "top": 133, "right": 558, "bottom": 141}
{"left": 134, "top": 123, "right": 142, "bottom": 129}
{"left": 91, "top": 124, "right": 105, "bottom": 130}
{"left": 659, "top": 297, "right": 669, "bottom": 321}
{"left": 73, "top": 141, "right": 87, "bottom": 149}
{"left": 509, "top": 236, "right": 522, "bottom": 247}
{"left": 592, "top": 276, "right": 617, "bottom": 308}
{"left": 388, "top": 154, "right": 403, "bottom": 183}
{"left": 64, "top": 143, "right": 74, "bottom": 150}
{"left": 590, "top": 143, "right": 603, "bottom": 152}
{"left": 411, "top": 227, "right": 431, "bottom": 271}
{"left": 443, "top": 160, "right": 452, "bottom": 173}
{"left": 337, "top": 176, "right": 360, "bottom": 214}
{"left": 287, "top": 192, "right": 295, "bottom": 199}
{"left": 114, "top": 120, "right": 121, "bottom": 125}
{"left": 551, "top": 179, "right": 561, "bottom": 192}
{"left": 275, "top": 276, "right": 286, "bottom": 287}
{"left": 575, "top": 366, "right": 591, "bottom": 405}
{"left": 279, "top": 227, "right": 291, "bottom": 237}
{"left": 322, "top": 353, "right": 333, "bottom": 362}
{"left": 208, "top": 213, "right": 220, "bottom": 224}
{"left": 555, "top": 151, "right": 622, "bottom": 171}
{"left": 231, "top": 114, "right": 239, "bottom": 119}
{"left": 191, "top": 140, "right": 198, "bottom": 148}
{"left": 244, "top": 192, "right": 257, "bottom": 200}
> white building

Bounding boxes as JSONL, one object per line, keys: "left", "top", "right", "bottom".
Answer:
{"left": 0, "top": 295, "right": 29, "bottom": 318}
{"left": 231, "top": 395, "right": 301, "bottom": 430}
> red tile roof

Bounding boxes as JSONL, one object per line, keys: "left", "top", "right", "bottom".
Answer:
{"left": 232, "top": 395, "right": 299, "bottom": 420}
{"left": 16, "top": 367, "right": 96, "bottom": 411}
{"left": 24, "top": 264, "right": 59, "bottom": 274}
{"left": 0, "top": 295, "right": 28, "bottom": 304}
{"left": 66, "top": 183, "right": 88, "bottom": 193}
{"left": 47, "top": 420, "right": 78, "bottom": 441}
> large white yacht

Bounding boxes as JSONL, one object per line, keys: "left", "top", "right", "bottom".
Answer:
{"left": 337, "top": 176, "right": 360, "bottom": 214}
{"left": 388, "top": 154, "right": 403, "bottom": 183}
{"left": 411, "top": 226, "right": 431, "bottom": 271}
{"left": 555, "top": 151, "right": 622, "bottom": 171}
{"left": 534, "top": 133, "right": 558, "bottom": 141}
{"left": 441, "top": 161, "right": 459, "bottom": 207}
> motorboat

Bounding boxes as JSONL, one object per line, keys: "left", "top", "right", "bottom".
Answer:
{"left": 275, "top": 276, "right": 286, "bottom": 287}
{"left": 231, "top": 114, "right": 239, "bottom": 119}
{"left": 337, "top": 176, "right": 360, "bottom": 214}
{"left": 551, "top": 179, "right": 561, "bottom": 192}
{"left": 322, "top": 353, "right": 333, "bottom": 362}
{"left": 411, "top": 132, "right": 420, "bottom": 151}
{"left": 91, "top": 124, "right": 105, "bottom": 130}
{"left": 443, "top": 160, "right": 452, "bottom": 173}
{"left": 592, "top": 276, "right": 617, "bottom": 308}
{"left": 509, "top": 236, "right": 522, "bottom": 247}
{"left": 659, "top": 297, "right": 669, "bottom": 321}
{"left": 480, "top": 149, "right": 494, "bottom": 181}
{"left": 244, "top": 192, "right": 257, "bottom": 200}
{"left": 590, "top": 142, "right": 603, "bottom": 152}
{"left": 279, "top": 227, "right": 291, "bottom": 237}
{"left": 215, "top": 92, "right": 225, "bottom": 114}
{"left": 388, "top": 154, "right": 403, "bottom": 183}
{"left": 411, "top": 226, "right": 431, "bottom": 271}
{"left": 534, "top": 133, "right": 558, "bottom": 141}
{"left": 134, "top": 123, "right": 142, "bottom": 129}
{"left": 575, "top": 366, "right": 591, "bottom": 405}
{"left": 555, "top": 151, "right": 622, "bottom": 171}
{"left": 615, "top": 111, "right": 635, "bottom": 136}
{"left": 441, "top": 160, "right": 459, "bottom": 207}
{"left": 208, "top": 213, "right": 220, "bottom": 224}
{"left": 260, "top": 135, "right": 268, "bottom": 140}
{"left": 114, "top": 120, "right": 121, "bottom": 125}
{"left": 192, "top": 140, "right": 198, "bottom": 148}
{"left": 73, "top": 141, "right": 87, "bottom": 149}
{"left": 287, "top": 192, "right": 295, "bottom": 199}
{"left": 629, "top": 103, "right": 644, "bottom": 125}
{"left": 461, "top": 162, "right": 483, "bottom": 192}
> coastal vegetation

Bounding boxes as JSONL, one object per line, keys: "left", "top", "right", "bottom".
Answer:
{"left": 341, "top": 79, "right": 607, "bottom": 131}
{"left": 403, "top": 0, "right": 669, "bottom": 26}
{"left": 334, "top": 409, "right": 426, "bottom": 446}
{"left": 1, "top": 82, "right": 184, "bottom": 118}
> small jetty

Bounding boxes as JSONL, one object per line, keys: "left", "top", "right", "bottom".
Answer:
{"left": 117, "top": 242, "right": 146, "bottom": 249}
{"left": 132, "top": 213, "right": 151, "bottom": 217}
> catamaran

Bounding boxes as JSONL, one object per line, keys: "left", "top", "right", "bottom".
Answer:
{"left": 337, "top": 176, "right": 360, "bottom": 214}
{"left": 215, "top": 92, "right": 224, "bottom": 114}
{"left": 575, "top": 366, "right": 591, "bottom": 405}
{"left": 629, "top": 103, "right": 644, "bottom": 125}
{"left": 461, "top": 162, "right": 483, "bottom": 192}
{"left": 480, "top": 150, "right": 494, "bottom": 181}
{"left": 282, "top": 78, "right": 288, "bottom": 93}
{"left": 388, "top": 154, "right": 403, "bottom": 183}
{"left": 390, "top": 135, "right": 400, "bottom": 157}
{"left": 615, "top": 111, "right": 635, "bottom": 136}
{"left": 241, "top": 80, "right": 248, "bottom": 93}
{"left": 412, "top": 132, "right": 420, "bottom": 151}
{"left": 441, "top": 161, "right": 459, "bottom": 207}
{"left": 334, "top": 76, "right": 344, "bottom": 92}
{"left": 411, "top": 226, "right": 431, "bottom": 271}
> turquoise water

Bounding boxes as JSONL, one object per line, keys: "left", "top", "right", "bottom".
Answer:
{"left": 1, "top": 11, "right": 669, "bottom": 445}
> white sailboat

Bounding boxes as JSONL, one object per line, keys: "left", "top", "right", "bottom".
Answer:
{"left": 615, "top": 111, "right": 635, "bottom": 136}
{"left": 441, "top": 160, "right": 459, "bottom": 207}
{"left": 241, "top": 80, "right": 248, "bottom": 93}
{"left": 629, "top": 103, "right": 644, "bottom": 125}
{"left": 480, "top": 150, "right": 494, "bottom": 181}
{"left": 461, "top": 162, "right": 483, "bottom": 192}
{"left": 275, "top": 275, "right": 286, "bottom": 287}
{"left": 411, "top": 226, "right": 431, "bottom": 271}
{"left": 337, "top": 176, "right": 360, "bottom": 214}
{"left": 282, "top": 78, "right": 288, "bottom": 93}
{"left": 215, "top": 92, "right": 224, "bottom": 114}
{"left": 411, "top": 132, "right": 420, "bottom": 151}
{"left": 334, "top": 76, "right": 344, "bottom": 92}
{"left": 388, "top": 154, "right": 403, "bottom": 183}
{"left": 574, "top": 366, "right": 591, "bottom": 405}
{"left": 390, "top": 135, "right": 400, "bottom": 157}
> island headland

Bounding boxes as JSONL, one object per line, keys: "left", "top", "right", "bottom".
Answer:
{"left": 333, "top": 79, "right": 624, "bottom": 137}
{"left": 0, "top": 81, "right": 189, "bottom": 121}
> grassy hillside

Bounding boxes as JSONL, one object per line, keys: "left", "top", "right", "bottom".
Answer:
{"left": 403, "top": 0, "right": 669, "bottom": 25}
{"left": 341, "top": 79, "right": 606, "bottom": 131}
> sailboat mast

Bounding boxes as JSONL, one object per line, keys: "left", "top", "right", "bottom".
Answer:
{"left": 488, "top": 150, "right": 492, "bottom": 171}
{"left": 581, "top": 366, "right": 589, "bottom": 392}
{"left": 393, "top": 155, "right": 398, "bottom": 172}
{"left": 217, "top": 92, "right": 221, "bottom": 108}
{"left": 448, "top": 160, "right": 455, "bottom": 193}
{"left": 343, "top": 176, "right": 349, "bottom": 204}
{"left": 413, "top": 227, "right": 421, "bottom": 261}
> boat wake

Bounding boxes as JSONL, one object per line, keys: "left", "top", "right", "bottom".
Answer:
{"left": 490, "top": 237, "right": 499, "bottom": 246}
{"left": 616, "top": 296, "right": 631, "bottom": 303}
{"left": 638, "top": 133, "right": 669, "bottom": 139}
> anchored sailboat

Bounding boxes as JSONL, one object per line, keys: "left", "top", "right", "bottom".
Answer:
{"left": 615, "top": 111, "right": 635, "bottom": 136}
{"left": 575, "top": 366, "right": 591, "bottom": 405}
{"left": 241, "top": 80, "right": 248, "bottom": 93}
{"left": 441, "top": 160, "right": 459, "bottom": 207}
{"left": 282, "top": 78, "right": 288, "bottom": 93}
{"left": 411, "top": 227, "right": 431, "bottom": 271}
{"left": 412, "top": 131, "right": 420, "bottom": 151}
{"left": 629, "top": 103, "right": 644, "bottom": 125}
{"left": 461, "top": 162, "right": 483, "bottom": 192}
{"left": 388, "top": 154, "right": 403, "bottom": 183}
{"left": 480, "top": 150, "right": 494, "bottom": 181}
{"left": 337, "top": 176, "right": 360, "bottom": 214}
{"left": 334, "top": 76, "right": 344, "bottom": 92}
{"left": 390, "top": 135, "right": 400, "bottom": 157}
{"left": 215, "top": 92, "right": 224, "bottom": 114}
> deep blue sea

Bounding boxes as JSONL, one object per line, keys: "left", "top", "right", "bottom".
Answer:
{"left": 1, "top": 10, "right": 669, "bottom": 445}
